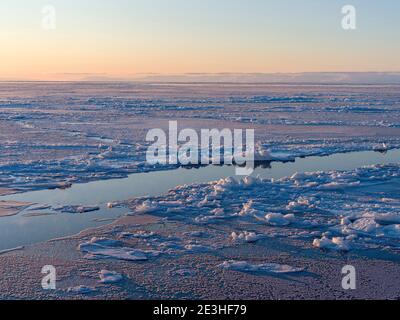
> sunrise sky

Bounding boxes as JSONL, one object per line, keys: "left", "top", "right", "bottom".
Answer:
{"left": 1, "top": 0, "right": 399, "bottom": 80}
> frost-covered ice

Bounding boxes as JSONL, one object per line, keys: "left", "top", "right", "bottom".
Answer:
{"left": 28, "top": 204, "right": 52, "bottom": 211}
{"left": 313, "top": 236, "right": 351, "bottom": 251}
{"left": 126, "top": 163, "right": 400, "bottom": 251}
{"left": 53, "top": 205, "right": 100, "bottom": 214}
{"left": 0, "top": 201, "right": 33, "bottom": 217}
{"left": 218, "top": 261, "right": 304, "bottom": 274}
{"left": 78, "top": 237, "right": 160, "bottom": 261}
{"left": 265, "top": 213, "right": 293, "bottom": 226}
{"left": 0, "top": 246, "right": 24, "bottom": 255}
{"left": 231, "top": 231, "right": 265, "bottom": 243}
{"left": 119, "top": 231, "right": 155, "bottom": 239}
{"left": 67, "top": 285, "right": 96, "bottom": 295}
{"left": 99, "top": 270, "right": 123, "bottom": 284}
{"left": 1, "top": 83, "right": 400, "bottom": 193}
{"left": 1, "top": 83, "right": 400, "bottom": 300}
{"left": 184, "top": 244, "right": 214, "bottom": 253}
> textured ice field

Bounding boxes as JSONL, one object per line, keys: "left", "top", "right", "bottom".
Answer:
{"left": 125, "top": 164, "right": 400, "bottom": 252}
{"left": 1, "top": 82, "right": 400, "bottom": 192}
{"left": 1, "top": 82, "right": 400, "bottom": 299}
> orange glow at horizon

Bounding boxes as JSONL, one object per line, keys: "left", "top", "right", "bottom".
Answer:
{"left": 1, "top": 0, "right": 399, "bottom": 80}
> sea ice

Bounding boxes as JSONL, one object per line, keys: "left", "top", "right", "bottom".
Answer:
{"left": 238, "top": 200, "right": 261, "bottom": 216}
{"left": 184, "top": 244, "right": 214, "bottom": 253}
{"left": 374, "top": 213, "right": 400, "bottom": 225}
{"left": 231, "top": 231, "right": 265, "bottom": 243}
{"left": 78, "top": 237, "right": 160, "bottom": 261}
{"left": 67, "top": 285, "right": 96, "bottom": 294}
{"left": 133, "top": 200, "right": 159, "bottom": 214}
{"left": 218, "top": 260, "right": 304, "bottom": 274}
{"left": 54, "top": 205, "right": 100, "bottom": 214}
{"left": 312, "top": 236, "right": 351, "bottom": 251}
{"left": 99, "top": 270, "right": 123, "bottom": 284}
{"left": 265, "top": 213, "right": 292, "bottom": 226}
{"left": 124, "top": 162, "right": 400, "bottom": 251}
{"left": 119, "top": 231, "right": 155, "bottom": 239}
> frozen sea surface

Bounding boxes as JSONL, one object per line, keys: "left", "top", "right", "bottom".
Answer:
{"left": 1, "top": 82, "right": 400, "bottom": 193}
{"left": 1, "top": 83, "right": 400, "bottom": 299}
{"left": 0, "top": 148, "right": 399, "bottom": 251}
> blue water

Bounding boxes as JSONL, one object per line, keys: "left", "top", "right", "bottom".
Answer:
{"left": 0, "top": 149, "right": 399, "bottom": 251}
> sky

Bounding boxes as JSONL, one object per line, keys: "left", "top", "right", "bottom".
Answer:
{"left": 0, "top": 0, "right": 399, "bottom": 80}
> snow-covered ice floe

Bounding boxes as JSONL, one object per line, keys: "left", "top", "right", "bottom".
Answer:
{"left": 99, "top": 270, "right": 124, "bottom": 284}
{"left": 218, "top": 261, "right": 304, "bottom": 274}
{"left": 78, "top": 237, "right": 161, "bottom": 261}
{"left": 1, "top": 82, "right": 400, "bottom": 196}
{"left": 313, "top": 236, "right": 351, "bottom": 251}
{"left": 231, "top": 231, "right": 266, "bottom": 243}
{"left": 119, "top": 231, "right": 155, "bottom": 239}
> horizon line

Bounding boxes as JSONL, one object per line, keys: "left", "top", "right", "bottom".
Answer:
{"left": 2, "top": 71, "right": 400, "bottom": 84}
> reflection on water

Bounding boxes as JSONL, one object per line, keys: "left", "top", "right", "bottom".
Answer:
{"left": 0, "top": 149, "right": 399, "bottom": 250}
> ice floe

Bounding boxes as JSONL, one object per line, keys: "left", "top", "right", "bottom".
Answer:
{"left": 231, "top": 231, "right": 265, "bottom": 243}
{"left": 265, "top": 213, "right": 292, "bottom": 226}
{"left": 54, "top": 205, "right": 100, "bottom": 214}
{"left": 133, "top": 201, "right": 159, "bottom": 214}
{"left": 313, "top": 236, "right": 351, "bottom": 251}
{"left": 99, "top": 270, "right": 123, "bottom": 284}
{"left": 184, "top": 244, "right": 214, "bottom": 253}
{"left": 78, "top": 237, "right": 160, "bottom": 261}
{"left": 125, "top": 163, "right": 400, "bottom": 251}
{"left": 67, "top": 285, "right": 96, "bottom": 294}
{"left": 218, "top": 260, "right": 304, "bottom": 274}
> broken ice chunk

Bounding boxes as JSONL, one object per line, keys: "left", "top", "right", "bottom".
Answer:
{"left": 99, "top": 270, "right": 123, "bottom": 284}
{"left": 313, "top": 236, "right": 351, "bottom": 251}
{"left": 231, "top": 231, "right": 265, "bottom": 243}
{"left": 53, "top": 205, "right": 100, "bottom": 214}
{"left": 134, "top": 200, "right": 159, "bottom": 214}
{"left": 265, "top": 213, "right": 292, "bottom": 226}
{"left": 78, "top": 237, "right": 160, "bottom": 261}
{"left": 184, "top": 244, "right": 213, "bottom": 253}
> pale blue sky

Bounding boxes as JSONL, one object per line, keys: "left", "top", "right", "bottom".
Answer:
{"left": 1, "top": 0, "right": 399, "bottom": 79}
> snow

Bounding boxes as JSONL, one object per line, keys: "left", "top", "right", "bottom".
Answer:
{"left": 286, "top": 197, "right": 314, "bottom": 211}
{"left": 0, "top": 246, "right": 24, "bottom": 255}
{"left": 67, "top": 285, "right": 96, "bottom": 295}
{"left": 265, "top": 213, "right": 292, "bottom": 226}
{"left": 379, "top": 225, "right": 400, "bottom": 238}
{"left": 125, "top": 163, "right": 400, "bottom": 251}
{"left": 231, "top": 231, "right": 265, "bottom": 243}
{"left": 119, "top": 231, "right": 155, "bottom": 239}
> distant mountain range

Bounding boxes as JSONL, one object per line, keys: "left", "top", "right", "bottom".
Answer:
{"left": 3, "top": 72, "right": 400, "bottom": 84}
